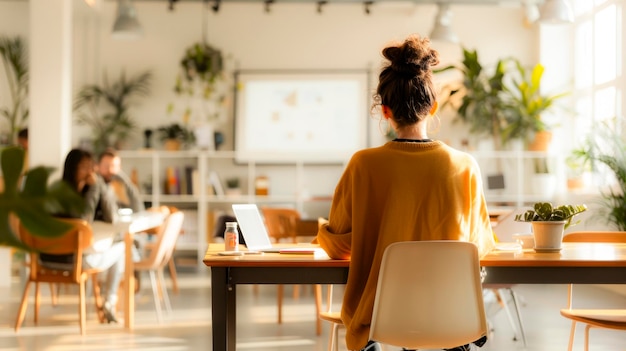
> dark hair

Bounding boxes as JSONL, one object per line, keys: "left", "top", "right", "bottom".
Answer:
{"left": 98, "top": 147, "right": 119, "bottom": 163}
{"left": 17, "top": 128, "right": 28, "bottom": 139}
{"left": 375, "top": 34, "right": 440, "bottom": 129}
{"left": 63, "top": 148, "right": 93, "bottom": 191}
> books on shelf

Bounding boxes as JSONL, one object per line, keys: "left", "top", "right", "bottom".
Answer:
{"left": 163, "top": 165, "right": 198, "bottom": 195}
{"left": 209, "top": 171, "right": 225, "bottom": 196}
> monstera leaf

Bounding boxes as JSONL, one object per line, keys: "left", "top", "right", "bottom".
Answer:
{"left": 0, "top": 147, "right": 84, "bottom": 250}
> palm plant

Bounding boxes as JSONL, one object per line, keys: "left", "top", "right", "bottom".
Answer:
{"left": 0, "top": 36, "right": 29, "bottom": 145}
{"left": 438, "top": 48, "right": 510, "bottom": 150}
{"left": 74, "top": 70, "right": 152, "bottom": 155}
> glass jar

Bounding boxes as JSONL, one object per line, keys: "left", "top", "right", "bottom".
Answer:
{"left": 224, "top": 222, "right": 239, "bottom": 251}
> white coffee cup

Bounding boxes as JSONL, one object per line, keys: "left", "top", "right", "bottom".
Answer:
{"left": 512, "top": 233, "right": 535, "bottom": 249}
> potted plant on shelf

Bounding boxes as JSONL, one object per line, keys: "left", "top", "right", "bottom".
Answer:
{"left": 501, "top": 59, "right": 568, "bottom": 151}
{"left": 225, "top": 177, "right": 241, "bottom": 196}
{"left": 74, "top": 70, "right": 152, "bottom": 155}
{"left": 156, "top": 123, "right": 195, "bottom": 151}
{"left": 515, "top": 202, "right": 587, "bottom": 252}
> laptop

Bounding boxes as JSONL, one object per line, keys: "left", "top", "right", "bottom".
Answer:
{"left": 231, "top": 204, "right": 321, "bottom": 254}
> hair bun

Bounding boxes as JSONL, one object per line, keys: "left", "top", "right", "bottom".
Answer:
{"left": 382, "top": 35, "right": 439, "bottom": 78}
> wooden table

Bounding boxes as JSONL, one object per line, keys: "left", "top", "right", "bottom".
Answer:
{"left": 120, "top": 210, "right": 166, "bottom": 329}
{"left": 203, "top": 242, "right": 626, "bottom": 351}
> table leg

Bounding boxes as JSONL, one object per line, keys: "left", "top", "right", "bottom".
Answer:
{"left": 124, "top": 231, "right": 135, "bottom": 330}
{"left": 212, "top": 267, "right": 236, "bottom": 350}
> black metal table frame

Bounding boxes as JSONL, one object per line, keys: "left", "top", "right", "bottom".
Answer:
{"left": 209, "top": 264, "right": 626, "bottom": 351}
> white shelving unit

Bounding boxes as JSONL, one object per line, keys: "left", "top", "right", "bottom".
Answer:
{"left": 119, "top": 149, "right": 344, "bottom": 265}
{"left": 470, "top": 150, "right": 564, "bottom": 208}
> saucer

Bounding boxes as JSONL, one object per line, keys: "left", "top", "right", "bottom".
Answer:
{"left": 534, "top": 247, "right": 562, "bottom": 253}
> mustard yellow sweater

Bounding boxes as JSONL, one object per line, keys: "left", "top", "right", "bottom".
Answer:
{"left": 317, "top": 141, "right": 496, "bottom": 351}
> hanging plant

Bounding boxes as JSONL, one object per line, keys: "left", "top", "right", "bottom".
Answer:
{"left": 175, "top": 42, "right": 224, "bottom": 99}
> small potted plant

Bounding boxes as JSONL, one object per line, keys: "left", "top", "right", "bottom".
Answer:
{"left": 225, "top": 177, "right": 241, "bottom": 196}
{"left": 515, "top": 202, "right": 587, "bottom": 252}
{"left": 156, "top": 123, "right": 195, "bottom": 150}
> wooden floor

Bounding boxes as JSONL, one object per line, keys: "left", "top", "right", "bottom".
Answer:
{"left": 1, "top": 268, "right": 625, "bottom": 351}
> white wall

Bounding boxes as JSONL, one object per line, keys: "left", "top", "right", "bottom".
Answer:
{"left": 68, "top": 1, "right": 538, "bottom": 150}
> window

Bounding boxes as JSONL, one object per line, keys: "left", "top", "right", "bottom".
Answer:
{"left": 572, "top": 0, "right": 622, "bottom": 135}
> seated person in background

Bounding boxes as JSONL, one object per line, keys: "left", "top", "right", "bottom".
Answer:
{"left": 96, "top": 147, "right": 145, "bottom": 213}
{"left": 316, "top": 35, "right": 496, "bottom": 351}
{"left": 40, "top": 148, "right": 139, "bottom": 324}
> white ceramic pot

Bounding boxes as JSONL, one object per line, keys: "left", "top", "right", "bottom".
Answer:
{"left": 531, "top": 221, "right": 566, "bottom": 252}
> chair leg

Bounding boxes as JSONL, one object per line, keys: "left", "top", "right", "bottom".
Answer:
{"left": 167, "top": 258, "right": 179, "bottom": 295}
{"left": 584, "top": 324, "right": 591, "bottom": 351}
{"left": 495, "top": 289, "right": 521, "bottom": 342}
{"left": 92, "top": 275, "right": 105, "bottom": 323}
{"left": 149, "top": 270, "right": 163, "bottom": 323}
{"left": 277, "top": 284, "right": 283, "bottom": 324}
{"left": 567, "top": 320, "right": 576, "bottom": 351}
{"left": 507, "top": 288, "right": 527, "bottom": 347}
{"left": 314, "top": 285, "right": 322, "bottom": 336}
{"left": 34, "top": 282, "right": 41, "bottom": 325}
{"left": 79, "top": 280, "right": 87, "bottom": 335}
{"left": 157, "top": 269, "right": 172, "bottom": 316}
{"left": 14, "top": 281, "right": 31, "bottom": 332}
{"left": 49, "top": 283, "right": 58, "bottom": 306}
{"left": 293, "top": 284, "right": 300, "bottom": 300}
{"left": 329, "top": 323, "right": 339, "bottom": 351}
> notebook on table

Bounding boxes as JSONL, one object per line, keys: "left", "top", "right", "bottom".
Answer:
{"left": 231, "top": 204, "right": 322, "bottom": 254}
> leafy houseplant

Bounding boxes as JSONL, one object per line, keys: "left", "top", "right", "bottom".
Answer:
{"left": 0, "top": 147, "right": 84, "bottom": 250}
{"left": 157, "top": 123, "right": 195, "bottom": 150}
{"left": 175, "top": 42, "right": 224, "bottom": 100}
{"left": 439, "top": 48, "right": 510, "bottom": 150}
{"left": 569, "top": 124, "right": 626, "bottom": 230}
{"left": 74, "top": 70, "right": 152, "bottom": 155}
{"left": 502, "top": 59, "right": 568, "bottom": 150}
{"left": 515, "top": 202, "right": 587, "bottom": 251}
{"left": 0, "top": 36, "right": 29, "bottom": 145}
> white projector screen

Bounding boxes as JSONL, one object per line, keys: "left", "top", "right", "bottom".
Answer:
{"left": 234, "top": 70, "right": 370, "bottom": 163}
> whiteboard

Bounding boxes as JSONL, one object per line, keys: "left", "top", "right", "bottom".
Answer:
{"left": 234, "top": 70, "right": 370, "bottom": 163}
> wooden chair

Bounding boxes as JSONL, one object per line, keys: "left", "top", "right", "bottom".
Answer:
{"left": 260, "top": 207, "right": 300, "bottom": 324}
{"left": 560, "top": 231, "right": 626, "bottom": 351}
{"left": 134, "top": 211, "right": 185, "bottom": 322}
{"left": 14, "top": 218, "right": 103, "bottom": 335}
{"left": 143, "top": 206, "right": 180, "bottom": 294}
{"left": 370, "top": 241, "right": 487, "bottom": 349}
{"left": 315, "top": 284, "right": 344, "bottom": 350}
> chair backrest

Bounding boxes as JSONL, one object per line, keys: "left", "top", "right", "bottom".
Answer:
{"left": 18, "top": 218, "right": 93, "bottom": 283}
{"left": 140, "top": 211, "right": 184, "bottom": 269}
{"left": 261, "top": 207, "right": 300, "bottom": 243}
{"left": 563, "top": 231, "right": 626, "bottom": 243}
{"left": 369, "top": 241, "right": 487, "bottom": 350}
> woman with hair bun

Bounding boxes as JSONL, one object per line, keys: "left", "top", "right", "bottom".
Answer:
{"left": 316, "top": 35, "right": 495, "bottom": 351}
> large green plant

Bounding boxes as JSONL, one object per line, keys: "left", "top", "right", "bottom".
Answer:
{"left": 439, "top": 48, "right": 509, "bottom": 149}
{"left": 0, "top": 36, "right": 28, "bottom": 144}
{"left": 570, "top": 124, "right": 626, "bottom": 230}
{"left": 74, "top": 70, "right": 152, "bottom": 155}
{"left": 501, "top": 60, "right": 568, "bottom": 145}
{"left": 0, "top": 147, "right": 84, "bottom": 250}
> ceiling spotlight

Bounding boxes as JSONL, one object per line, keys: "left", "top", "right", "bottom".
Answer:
{"left": 429, "top": 3, "right": 458, "bottom": 44}
{"left": 539, "top": 0, "right": 574, "bottom": 24}
{"left": 317, "top": 1, "right": 327, "bottom": 14}
{"left": 211, "top": 0, "right": 221, "bottom": 13}
{"left": 264, "top": 0, "right": 273, "bottom": 13}
{"left": 364, "top": 1, "right": 373, "bottom": 15}
{"left": 524, "top": 1, "right": 540, "bottom": 24}
{"left": 112, "top": 0, "right": 143, "bottom": 40}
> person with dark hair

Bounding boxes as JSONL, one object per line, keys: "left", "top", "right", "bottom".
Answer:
{"left": 42, "top": 148, "right": 136, "bottom": 324}
{"left": 17, "top": 128, "right": 28, "bottom": 149}
{"left": 96, "top": 147, "right": 144, "bottom": 213}
{"left": 316, "top": 35, "right": 496, "bottom": 351}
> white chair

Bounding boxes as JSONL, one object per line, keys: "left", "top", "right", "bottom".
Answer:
{"left": 560, "top": 231, "right": 626, "bottom": 351}
{"left": 369, "top": 241, "right": 488, "bottom": 350}
{"left": 315, "top": 284, "right": 344, "bottom": 351}
{"left": 134, "top": 211, "right": 185, "bottom": 322}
